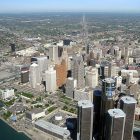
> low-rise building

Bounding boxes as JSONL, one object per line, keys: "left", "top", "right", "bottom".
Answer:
{"left": 26, "top": 108, "right": 45, "bottom": 121}
{"left": 35, "top": 119, "right": 70, "bottom": 140}
{"left": 0, "top": 89, "right": 14, "bottom": 100}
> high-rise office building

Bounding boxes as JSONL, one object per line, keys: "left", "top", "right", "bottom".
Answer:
{"left": 115, "top": 76, "right": 122, "bottom": 88}
{"left": 111, "top": 46, "right": 120, "bottom": 57}
{"left": 89, "top": 48, "right": 102, "bottom": 61}
{"left": 100, "top": 78, "right": 116, "bottom": 139}
{"left": 77, "top": 59, "right": 85, "bottom": 89}
{"left": 55, "top": 59, "right": 67, "bottom": 87}
{"left": 88, "top": 59, "right": 97, "bottom": 67}
{"left": 37, "top": 57, "right": 48, "bottom": 73}
{"left": 102, "top": 78, "right": 116, "bottom": 97}
{"left": 100, "top": 63, "right": 110, "bottom": 79}
{"left": 126, "top": 72, "right": 133, "bottom": 85}
{"left": 37, "top": 57, "right": 48, "bottom": 80}
{"left": 45, "top": 66, "right": 57, "bottom": 92}
{"left": 21, "top": 70, "right": 29, "bottom": 83}
{"left": 105, "top": 109, "right": 126, "bottom": 140}
{"left": 74, "top": 88, "right": 93, "bottom": 102}
{"left": 77, "top": 100, "right": 93, "bottom": 140}
{"left": 86, "top": 44, "right": 90, "bottom": 54}
{"left": 48, "top": 45, "right": 58, "bottom": 63}
{"left": 108, "top": 62, "right": 119, "bottom": 77}
{"left": 10, "top": 43, "right": 16, "bottom": 52}
{"left": 58, "top": 46, "right": 63, "bottom": 57}
{"left": 65, "top": 77, "right": 77, "bottom": 99}
{"left": 29, "top": 63, "right": 41, "bottom": 88}
{"left": 93, "top": 89, "right": 102, "bottom": 136}
{"left": 120, "top": 96, "right": 137, "bottom": 140}
{"left": 85, "top": 66, "right": 98, "bottom": 88}
{"left": 125, "top": 47, "right": 133, "bottom": 58}
{"left": 72, "top": 55, "right": 85, "bottom": 89}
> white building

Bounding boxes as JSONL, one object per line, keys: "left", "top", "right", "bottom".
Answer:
{"left": 37, "top": 57, "right": 48, "bottom": 80}
{"left": 109, "top": 63, "right": 120, "bottom": 78}
{"left": 90, "top": 48, "right": 102, "bottom": 60}
{"left": 128, "top": 58, "right": 134, "bottom": 65}
{"left": 16, "top": 47, "right": 38, "bottom": 56}
{"left": 0, "top": 89, "right": 14, "bottom": 100}
{"left": 85, "top": 66, "right": 98, "bottom": 88}
{"left": 29, "top": 63, "right": 41, "bottom": 88}
{"left": 115, "top": 76, "right": 122, "bottom": 88}
{"left": 121, "top": 69, "right": 139, "bottom": 84}
{"left": 37, "top": 57, "right": 48, "bottom": 73}
{"left": 121, "top": 69, "right": 139, "bottom": 77}
{"left": 125, "top": 47, "right": 133, "bottom": 57}
{"left": 126, "top": 72, "right": 134, "bottom": 85}
{"left": 48, "top": 45, "right": 58, "bottom": 63}
{"left": 26, "top": 108, "right": 45, "bottom": 121}
{"left": 45, "top": 66, "right": 57, "bottom": 92}
{"left": 104, "top": 66, "right": 109, "bottom": 77}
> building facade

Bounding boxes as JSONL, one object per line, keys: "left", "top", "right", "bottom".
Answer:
{"left": 29, "top": 63, "right": 41, "bottom": 88}
{"left": 72, "top": 55, "right": 85, "bottom": 89}
{"left": 120, "top": 96, "right": 137, "bottom": 140}
{"left": 85, "top": 66, "right": 98, "bottom": 88}
{"left": 77, "top": 100, "right": 93, "bottom": 140}
{"left": 55, "top": 59, "right": 67, "bottom": 87}
{"left": 45, "top": 66, "right": 57, "bottom": 92}
{"left": 105, "top": 109, "right": 126, "bottom": 140}
{"left": 65, "top": 77, "right": 77, "bottom": 99}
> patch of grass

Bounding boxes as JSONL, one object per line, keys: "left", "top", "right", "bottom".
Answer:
{"left": 4, "top": 99, "right": 15, "bottom": 107}
{"left": 34, "top": 105, "right": 43, "bottom": 108}
{"left": 47, "top": 106, "right": 57, "bottom": 113}
{"left": 21, "top": 92, "right": 34, "bottom": 98}
{"left": 2, "top": 111, "right": 12, "bottom": 120}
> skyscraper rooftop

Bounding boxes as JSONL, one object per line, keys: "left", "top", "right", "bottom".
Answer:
{"left": 102, "top": 78, "right": 115, "bottom": 84}
{"left": 78, "top": 100, "right": 93, "bottom": 108}
{"left": 121, "top": 96, "right": 137, "bottom": 104}
{"left": 108, "top": 109, "right": 126, "bottom": 118}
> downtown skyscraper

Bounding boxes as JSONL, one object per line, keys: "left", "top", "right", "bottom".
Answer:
{"left": 77, "top": 100, "right": 93, "bottom": 140}
{"left": 72, "top": 54, "right": 85, "bottom": 89}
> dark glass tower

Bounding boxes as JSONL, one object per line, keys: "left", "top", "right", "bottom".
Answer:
{"left": 93, "top": 89, "right": 102, "bottom": 136}
{"left": 10, "top": 43, "right": 16, "bottom": 52}
{"left": 21, "top": 71, "right": 29, "bottom": 83}
{"left": 77, "top": 100, "right": 93, "bottom": 140}
{"left": 100, "top": 78, "right": 116, "bottom": 140}
{"left": 105, "top": 109, "right": 126, "bottom": 140}
{"left": 120, "top": 96, "right": 137, "bottom": 140}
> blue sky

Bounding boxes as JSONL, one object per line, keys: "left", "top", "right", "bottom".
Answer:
{"left": 0, "top": 0, "right": 140, "bottom": 13}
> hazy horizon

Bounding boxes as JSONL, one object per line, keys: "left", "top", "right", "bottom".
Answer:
{"left": 0, "top": 0, "right": 140, "bottom": 14}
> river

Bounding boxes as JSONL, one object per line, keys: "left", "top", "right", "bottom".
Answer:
{"left": 0, "top": 119, "right": 31, "bottom": 140}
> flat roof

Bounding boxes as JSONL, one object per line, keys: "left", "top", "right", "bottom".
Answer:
{"left": 35, "top": 120, "right": 70, "bottom": 137}
{"left": 31, "top": 63, "right": 38, "bottom": 67}
{"left": 0, "top": 71, "right": 15, "bottom": 80}
{"left": 27, "top": 108, "right": 44, "bottom": 115}
{"left": 108, "top": 109, "right": 125, "bottom": 118}
{"left": 78, "top": 100, "right": 93, "bottom": 108}
{"left": 37, "top": 57, "right": 48, "bottom": 60}
{"left": 102, "top": 78, "right": 115, "bottom": 83}
{"left": 121, "top": 96, "right": 137, "bottom": 104}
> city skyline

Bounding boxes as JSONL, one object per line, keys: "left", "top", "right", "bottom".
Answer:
{"left": 0, "top": 0, "right": 140, "bottom": 13}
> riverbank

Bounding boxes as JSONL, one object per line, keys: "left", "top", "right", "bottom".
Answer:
{"left": 0, "top": 117, "right": 31, "bottom": 140}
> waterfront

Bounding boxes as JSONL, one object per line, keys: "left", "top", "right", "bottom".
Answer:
{"left": 0, "top": 119, "right": 31, "bottom": 140}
